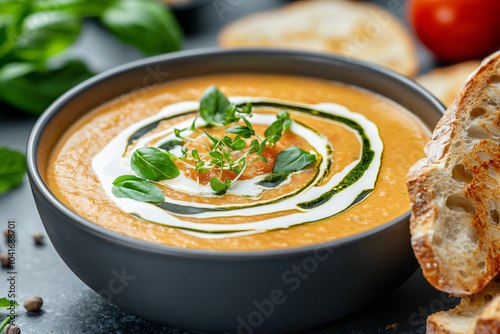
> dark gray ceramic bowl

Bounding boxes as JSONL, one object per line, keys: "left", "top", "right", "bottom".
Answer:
{"left": 27, "top": 49, "right": 444, "bottom": 334}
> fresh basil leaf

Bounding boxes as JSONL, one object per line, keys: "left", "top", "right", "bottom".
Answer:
{"left": 112, "top": 175, "right": 141, "bottom": 185}
{"left": 0, "top": 298, "right": 18, "bottom": 309}
{"left": 199, "top": 85, "right": 230, "bottom": 125}
{"left": 131, "top": 147, "right": 179, "bottom": 181}
{"left": 16, "top": 11, "right": 82, "bottom": 62}
{"left": 0, "top": 19, "right": 9, "bottom": 55}
{"left": 264, "top": 120, "right": 283, "bottom": 144}
{"left": 0, "top": 147, "right": 26, "bottom": 193}
{"left": 0, "top": 60, "right": 93, "bottom": 114}
{"left": 101, "top": 0, "right": 182, "bottom": 56}
{"left": 0, "top": 0, "right": 28, "bottom": 16}
{"left": 0, "top": 0, "right": 30, "bottom": 54}
{"left": 32, "top": 0, "right": 112, "bottom": 17}
{"left": 225, "top": 125, "right": 252, "bottom": 139}
{"left": 273, "top": 147, "right": 316, "bottom": 174}
{"left": 210, "top": 177, "right": 231, "bottom": 196}
{"left": 0, "top": 1, "right": 23, "bottom": 54}
{"left": 112, "top": 175, "right": 165, "bottom": 202}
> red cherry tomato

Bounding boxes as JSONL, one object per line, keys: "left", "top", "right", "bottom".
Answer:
{"left": 408, "top": 0, "right": 500, "bottom": 62}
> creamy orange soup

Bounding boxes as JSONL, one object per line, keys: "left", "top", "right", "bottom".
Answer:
{"left": 47, "top": 74, "right": 429, "bottom": 250}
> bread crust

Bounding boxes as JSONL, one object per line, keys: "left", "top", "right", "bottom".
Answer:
{"left": 427, "top": 318, "right": 471, "bottom": 334}
{"left": 408, "top": 51, "right": 500, "bottom": 296}
{"left": 475, "top": 319, "right": 500, "bottom": 334}
{"left": 218, "top": 0, "right": 418, "bottom": 77}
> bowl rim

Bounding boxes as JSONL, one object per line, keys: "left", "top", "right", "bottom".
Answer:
{"left": 27, "top": 47, "right": 445, "bottom": 259}
{"left": 167, "top": 0, "right": 212, "bottom": 11}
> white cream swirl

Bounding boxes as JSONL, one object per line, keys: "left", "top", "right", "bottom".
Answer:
{"left": 92, "top": 97, "right": 383, "bottom": 238}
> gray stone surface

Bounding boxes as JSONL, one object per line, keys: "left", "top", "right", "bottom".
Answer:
{"left": 0, "top": 0, "right": 456, "bottom": 333}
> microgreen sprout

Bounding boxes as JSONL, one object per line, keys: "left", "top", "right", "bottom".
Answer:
{"left": 112, "top": 86, "right": 316, "bottom": 199}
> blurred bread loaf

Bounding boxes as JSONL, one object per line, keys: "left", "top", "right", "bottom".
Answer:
{"left": 218, "top": 0, "right": 418, "bottom": 77}
{"left": 418, "top": 61, "right": 482, "bottom": 107}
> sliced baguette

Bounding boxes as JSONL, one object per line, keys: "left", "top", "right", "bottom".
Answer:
{"left": 427, "top": 277, "right": 500, "bottom": 334}
{"left": 475, "top": 290, "right": 500, "bottom": 334}
{"left": 418, "top": 61, "right": 482, "bottom": 107}
{"left": 218, "top": 0, "right": 418, "bottom": 77}
{"left": 408, "top": 50, "right": 500, "bottom": 296}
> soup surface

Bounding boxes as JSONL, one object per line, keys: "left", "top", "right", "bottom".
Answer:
{"left": 47, "top": 74, "right": 429, "bottom": 250}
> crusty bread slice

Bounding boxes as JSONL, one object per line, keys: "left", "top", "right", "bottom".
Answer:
{"left": 475, "top": 289, "right": 500, "bottom": 334}
{"left": 408, "top": 50, "right": 500, "bottom": 296}
{"left": 427, "top": 277, "right": 500, "bottom": 334}
{"left": 418, "top": 61, "right": 482, "bottom": 107}
{"left": 218, "top": 0, "right": 418, "bottom": 77}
